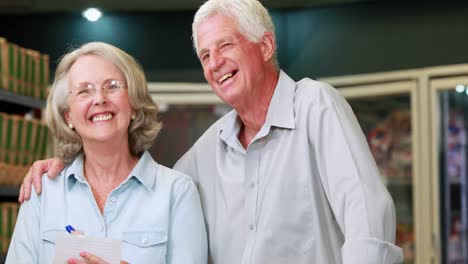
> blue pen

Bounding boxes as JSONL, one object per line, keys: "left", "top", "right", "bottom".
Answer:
{"left": 66, "top": 225, "right": 84, "bottom": 236}
{"left": 65, "top": 225, "right": 76, "bottom": 234}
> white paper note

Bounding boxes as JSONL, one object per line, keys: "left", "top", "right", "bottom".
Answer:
{"left": 54, "top": 233, "right": 122, "bottom": 264}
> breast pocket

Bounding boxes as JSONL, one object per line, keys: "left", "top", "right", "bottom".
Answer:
{"left": 122, "top": 230, "right": 168, "bottom": 264}
{"left": 41, "top": 229, "right": 68, "bottom": 245}
{"left": 40, "top": 229, "right": 69, "bottom": 262}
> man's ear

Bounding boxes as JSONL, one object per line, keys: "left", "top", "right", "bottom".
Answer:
{"left": 260, "top": 32, "right": 275, "bottom": 62}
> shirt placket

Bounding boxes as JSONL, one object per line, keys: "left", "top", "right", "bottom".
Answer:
{"left": 81, "top": 181, "right": 108, "bottom": 237}
{"left": 102, "top": 188, "right": 120, "bottom": 237}
{"left": 241, "top": 143, "right": 260, "bottom": 264}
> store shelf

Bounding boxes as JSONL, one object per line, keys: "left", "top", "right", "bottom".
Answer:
{"left": 0, "top": 185, "right": 20, "bottom": 199}
{"left": 0, "top": 89, "right": 45, "bottom": 109}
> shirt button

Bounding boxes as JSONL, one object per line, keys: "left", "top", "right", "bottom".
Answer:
{"left": 110, "top": 197, "right": 116, "bottom": 202}
{"left": 249, "top": 183, "right": 255, "bottom": 189}
{"left": 249, "top": 224, "right": 254, "bottom": 230}
{"left": 142, "top": 238, "right": 148, "bottom": 244}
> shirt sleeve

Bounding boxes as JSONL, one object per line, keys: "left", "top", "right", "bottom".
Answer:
{"left": 174, "top": 149, "right": 195, "bottom": 178}
{"left": 166, "top": 176, "right": 208, "bottom": 264}
{"left": 310, "top": 86, "right": 404, "bottom": 264}
{"left": 5, "top": 186, "right": 41, "bottom": 263}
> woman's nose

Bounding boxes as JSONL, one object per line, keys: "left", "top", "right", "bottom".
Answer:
{"left": 92, "top": 89, "right": 107, "bottom": 105}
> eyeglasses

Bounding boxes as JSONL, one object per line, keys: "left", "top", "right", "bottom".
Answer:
{"left": 69, "top": 79, "right": 126, "bottom": 100}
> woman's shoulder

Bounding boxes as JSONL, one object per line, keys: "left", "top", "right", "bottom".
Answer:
{"left": 38, "top": 162, "right": 74, "bottom": 194}
{"left": 156, "top": 164, "right": 195, "bottom": 186}
{"left": 139, "top": 152, "right": 195, "bottom": 188}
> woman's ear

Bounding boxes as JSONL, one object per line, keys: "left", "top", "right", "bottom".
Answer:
{"left": 64, "top": 111, "right": 72, "bottom": 126}
{"left": 64, "top": 111, "right": 74, "bottom": 130}
{"left": 260, "top": 32, "right": 275, "bottom": 62}
{"left": 63, "top": 111, "right": 70, "bottom": 122}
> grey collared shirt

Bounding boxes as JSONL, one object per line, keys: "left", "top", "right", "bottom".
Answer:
{"left": 174, "top": 71, "right": 404, "bottom": 264}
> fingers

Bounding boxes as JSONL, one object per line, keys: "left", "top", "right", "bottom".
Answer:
{"left": 67, "top": 258, "right": 89, "bottom": 264}
{"left": 18, "top": 184, "right": 22, "bottom": 203}
{"left": 67, "top": 251, "right": 109, "bottom": 264}
{"left": 47, "top": 158, "right": 66, "bottom": 179}
{"left": 18, "top": 184, "right": 25, "bottom": 203}
{"left": 30, "top": 160, "right": 45, "bottom": 195}
{"left": 68, "top": 258, "right": 83, "bottom": 264}
{"left": 18, "top": 158, "right": 66, "bottom": 203}
{"left": 81, "top": 251, "right": 108, "bottom": 264}
{"left": 18, "top": 167, "right": 33, "bottom": 203}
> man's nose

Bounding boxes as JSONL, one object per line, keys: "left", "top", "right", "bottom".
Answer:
{"left": 209, "top": 50, "right": 224, "bottom": 71}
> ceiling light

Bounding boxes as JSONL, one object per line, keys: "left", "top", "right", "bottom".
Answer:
{"left": 82, "top": 8, "right": 102, "bottom": 22}
{"left": 455, "top": 84, "right": 465, "bottom": 93}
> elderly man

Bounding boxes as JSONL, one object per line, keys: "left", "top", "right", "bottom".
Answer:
{"left": 20, "top": 0, "right": 403, "bottom": 263}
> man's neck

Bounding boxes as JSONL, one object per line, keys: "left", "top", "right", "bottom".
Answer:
{"left": 236, "top": 69, "right": 280, "bottom": 148}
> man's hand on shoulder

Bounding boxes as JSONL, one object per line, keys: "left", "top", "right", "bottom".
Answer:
{"left": 18, "top": 158, "right": 65, "bottom": 203}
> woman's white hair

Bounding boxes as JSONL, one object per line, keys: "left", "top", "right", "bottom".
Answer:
{"left": 46, "top": 42, "right": 161, "bottom": 163}
{"left": 192, "top": 0, "right": 278, "bottom": 68}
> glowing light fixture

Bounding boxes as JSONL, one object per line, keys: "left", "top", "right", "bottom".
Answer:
{"left": 82, "top": 8, "right": 102, "bottom": 22}
{"left": 455, "top": 84, "right": 465, "bottom": 93}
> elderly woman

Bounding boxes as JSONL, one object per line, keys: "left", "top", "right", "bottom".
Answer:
{"left": 6, "top": 42, "right": 207, "bottom": 264}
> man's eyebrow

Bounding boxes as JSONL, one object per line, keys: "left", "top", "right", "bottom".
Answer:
{"left": 199, "top": 48, "right": 208, "bottom": 56}
{"left": 198, "top": 37, "right": 235, "bottom": 57}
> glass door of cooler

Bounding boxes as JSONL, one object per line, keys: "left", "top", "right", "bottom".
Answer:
{"left": 147, "top": 82, "right": 230, "bottom": 168}
{"left": 339, "top": 80, "right": 419, "bottom": 264}
{"left": 148, "top": 80, "right": 423, "bottom": 263}
{"left": 431, "top": 76, "right": 468, "bottom": 264}
{"left": 149, "top": 103, "right": 231, "bottom": 167}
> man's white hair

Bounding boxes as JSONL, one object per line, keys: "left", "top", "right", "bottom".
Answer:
{"left": 192, "top": 0, "right": 278, "bottom": 68}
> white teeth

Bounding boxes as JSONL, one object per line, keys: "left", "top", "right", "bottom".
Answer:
{"left": 218, "top": 72, "right": 233, "bottom": 84}
{"left": 92, "top": 114, "right": 113, "bottom": 122}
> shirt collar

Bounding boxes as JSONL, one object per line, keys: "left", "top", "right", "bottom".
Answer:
{"left": 264, "top": 70, "right": 296, "bottom": 130}
{"left": 218, "top": 70, "right": 296, "bottom": 143}
{"left": 66, "top": 151, "right": 158, "bottom": 192}
{"left": 65, "top": 154, "right": 86, "bottom": 190}
{"left": 218, "top": 110, "right": 241, "bottom": 145}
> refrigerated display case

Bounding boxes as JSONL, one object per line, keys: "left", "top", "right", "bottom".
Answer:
{"left": 147, "top": 82, "right": 229, "bottom": 168}
{"left": 321, "top": 64, "right": 468, "bottom": 264}
{"left": 349, "top": 95, "right": 414, "bottom": 262}
{"left": 320, "top": 77, "right": 422, "bottom": 264}
{"left": 430, "top": 73, "right": 468, "bottom": 264}
{"left": 149, "top": 104, "right": 230, "bottom": 167}
{"left": 148, "top": 79, "right": 429, "bottom": 264}
{"left": 148, "top": 65, "right": 468, "bottom": 264}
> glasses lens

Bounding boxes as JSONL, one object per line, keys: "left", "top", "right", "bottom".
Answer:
{"left": 70, "top": 80, "right": 125, "bottom": 99}
{"left": 104, "top": 80, "right": 125, "bottom": 92}
{"left": 71, "top": 83, "right": 93, "bottom": 99}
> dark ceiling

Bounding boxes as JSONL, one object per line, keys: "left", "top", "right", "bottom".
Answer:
{"left": 0, "top": 0, "right": 369, "bottom": 13}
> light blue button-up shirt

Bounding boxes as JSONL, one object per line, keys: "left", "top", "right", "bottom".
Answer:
{"left": 175, "top": 71, "right": 404, "bottom": 264}
{"left": 7, "top": 151, "right": 207, "bottom": 264}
